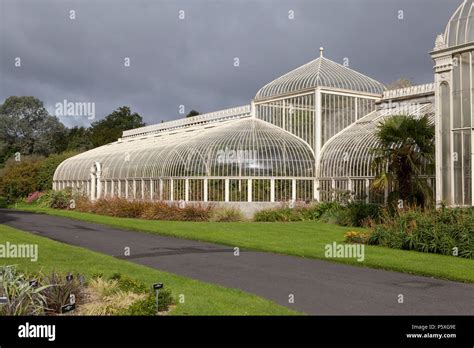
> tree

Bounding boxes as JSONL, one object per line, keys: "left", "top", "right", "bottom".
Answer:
{"left": 65, "top": 126, "right": 93, "bottom": 151}
{"left": 0, "top": 156, "right": 44, "bottom": 198}
{"left": 36, "top": 151, "right": 80, "bottom": 191}
{"left": 371, "top": 115, "right": 435, "bottom": 207}
{"left": 0, "top": 96, "right": 67, "bottom": 164}
{"left": 185, "top": 110, "right": 200, "bottom": 118}
{"left": 89, "top": 106, "right": 145, "bottom": 147}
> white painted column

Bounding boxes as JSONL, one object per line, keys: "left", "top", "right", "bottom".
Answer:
{"left": 96, "top": 177, "right": 102, "bottom": 199}
{"left": 170, "top": 179, "right": 174, "bottom": 201}
{"left": 348, "top": 179, "right": 353, "bottom": 202}
{"left": 133, "top": 179, "right": 137, "bottom": 199}
{"left": 270, "top": 179, "right": 275, "bottom": 202}
{"left": 247, "top": 179, "right": 252, "bottom": 202}
{"left": 125, "top": 179, "right": 128, "bottom": 199}
{"left": 365, "top": 179, "right": 370, "bottom": 204}
{"left": 90, "top": 174, "right": 96, "bottom": 201}
{"left": 159, "top": 179, "right": 163, "bottom": 200}
{"left": 224, "top": 179, "right": 229, "bottom": 202}
{"left": 331, "top": 178, "right": 336, "bottom": 201}
{"left": 314, "top": 179, "right": 319, "bottom": 201}
{"left": 141, "top": 179, "right": 145, "bottom": 200}
{"left": 185, "top": 178, "right": 189, "bottom": 202}
{"left": 292, "top": 179, "right": 297, "bottom": 202}
{"left": 118, "top": 180, "right": 122, "bottom": 198}
{"left": 150, "top": 180, "right": 154, "bottom": 200}
{"left": 203, "top": 179, "right": 208, "bottom": 202}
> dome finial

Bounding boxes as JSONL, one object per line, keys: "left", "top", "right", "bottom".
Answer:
{"left": 319, "top": 47, "right": 324, "bottom": 57}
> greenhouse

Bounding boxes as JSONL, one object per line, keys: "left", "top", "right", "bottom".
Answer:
{"left": 54, "top": 0, "right": 474, "bottom": 207}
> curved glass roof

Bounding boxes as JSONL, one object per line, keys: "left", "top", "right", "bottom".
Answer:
{"left": 255, "top": 53, "right": 385, "bottom": 101}
{"left": 54, "top": 117, "right": 315, "bottom": 181}
{"left": 445, "top": 0, "right": 474, "bottom": 48}
{"left": 318, "top": 102, "right": 434, "bottom": 179}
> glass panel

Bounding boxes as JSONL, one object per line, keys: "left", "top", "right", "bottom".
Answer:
{"left": 453, "top": 131, "right": 463, "bottom": 205}
{"left": 440, "top": 83, "right": 452, "bottom": 204}
{"left": 462, "top": 52, "right": 471, "bottom": 128}
{"left": 463, "top": 131, "right": 472, "bottom": 205}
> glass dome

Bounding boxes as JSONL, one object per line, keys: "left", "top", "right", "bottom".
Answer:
{"left": 255, "top": 53, "right": 385, "bottom": 101}
{"left": 445, "top": 0, "right": 474, "bottom": 48}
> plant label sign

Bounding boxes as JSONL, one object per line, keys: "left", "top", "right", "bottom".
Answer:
{"left": 153, "top": 283, "right": 163, "bottom": 290}
{"left": 0, "top": 296, "right": 7, "bottom": 304}
{"left": 61, "top": 303, "right": 76, "bottom": 314}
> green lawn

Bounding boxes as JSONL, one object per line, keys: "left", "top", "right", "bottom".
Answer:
{"left": 0, "top": 224, "right": 298, "bottom": 315}
{"left": 11, "top": 204, "right": 474, "bottom": 283}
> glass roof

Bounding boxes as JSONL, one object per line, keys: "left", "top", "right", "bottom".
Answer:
{"left": 445, "top": 0, "right": 474, "bottom": 48}
{"left": 54, "top": 117, "right": 315, "bottom": 181}
{"left": 318, "top": 102, "right": 435, "bottom": 179}
{"left": 255, "top": 52, "right": 385, "bottom": 101}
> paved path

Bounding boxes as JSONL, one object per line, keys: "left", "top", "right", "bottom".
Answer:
{"left": 1, "top": 209, "right": 473, "bottom": 315}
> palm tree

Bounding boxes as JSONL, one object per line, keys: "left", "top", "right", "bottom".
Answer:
{"left": 371, "top": 114, "right": 435, "bottom": 207}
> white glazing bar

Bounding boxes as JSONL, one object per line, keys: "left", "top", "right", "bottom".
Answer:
{"left": 203, "top": 179, "right": 208, "bottom": 202}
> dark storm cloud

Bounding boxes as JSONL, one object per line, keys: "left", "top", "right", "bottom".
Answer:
{"left": 0, "top": 0, "right": 461, "bottom": 127}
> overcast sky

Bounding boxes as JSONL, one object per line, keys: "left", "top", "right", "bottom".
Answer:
{"left": 0, "top": 0, "right": 462, "bottom": 128}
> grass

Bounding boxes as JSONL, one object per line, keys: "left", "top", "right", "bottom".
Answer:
{"left": 0, "top": 224, "right": 299, "bottom": 315}
{"left": 10, "top": 204, "right": 474, "bottom": 283}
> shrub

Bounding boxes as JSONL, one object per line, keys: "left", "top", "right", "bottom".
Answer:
{"left": 345, "top": 231, "right": 371, "bottom": 244}
{"left": 254, "top": 206, "right": 302, "bottom": 222}
{"left": 48, "top": 189, "right": 74, "bottom": 209}
{"left": 322, "top": 202, "right": 381, "bottom": 227}
{"left": 181, "top": 204, "right": 213, "bottom": 221}
{"left": 369, "top": 207, "right": 474, "bottom": 258}
{"left": 74, "top": 197, "right": 217, "bottom": 222}
{"left": 0, "top": 157, "right": 43, "bottom": 198}
{"left": 319, "top": 208, "right": 351, "bottom": 226}
{"left": 345, "top": 202, "right": 381, "bottom": 227}
{"left": 40, "top": 272, "right": 85, "bottom": 314}
{"left": 0, "top": 196, "right": 9, "bottom": 208}
{"left": 109, "top": 273, "right": 147, "bottom": 294}
{"left": 253, "top": 202, "right": 343, "bottom": 222}
{"left": 0, "top": 265, "right": 51, "bottom": 316}
{"left": 298, "top": 202, "right": 343, "bottom": 221}
{"left": 211, "top": 207, "right": 244, "bottom": 222}
{"left": 119, "top": 290, "right": 173, "bottom": 315}
{"left": 26, "top": 191, "right": 44, "bottom": 204}
{"left": 77, "top": 277, "right": 145, "bottom": 315}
